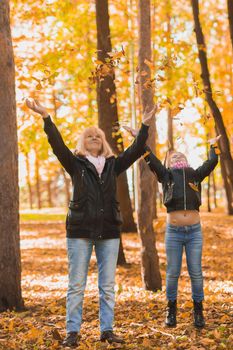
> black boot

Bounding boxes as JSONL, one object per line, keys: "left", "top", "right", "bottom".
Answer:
{"left": 62, "top": 332, "right": 79, "bottom": 347}
{"left": 100, "top": 330, "right": 125, "bottom": 344}
{"left": 193, "top": 301, "right": 205, "bottom": 328}
{"left": 165, "top": 300, "right": 177, "bottom": 327}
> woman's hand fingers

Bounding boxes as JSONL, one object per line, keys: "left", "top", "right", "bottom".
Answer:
{"left": 123, "top": 126, "right": 138, "bottom": 137}
{"left": 25, "top": 98, "right": 48, "bottom": 117}
{"left": 25, "top": 98, "right": 36, "bottom": 111}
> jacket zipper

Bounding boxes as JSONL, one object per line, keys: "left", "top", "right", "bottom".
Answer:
{"left": 183, "top": 168, "right": 187, "bottom": 210}
{"left": 81, "top": 169, "right": 85, "bottom": 187}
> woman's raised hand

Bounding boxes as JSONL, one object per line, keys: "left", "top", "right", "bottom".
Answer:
{"left": 25, "top": 98, "right": 49, "bottom": 118}
{"left": 123, "top": 104, "right": 157, "bottom": 137}
{"left": 123, "top": 126, "right": 138, "bottom": 137}
{"left": 142, "top": 104, "right": 157, "bottom": 126}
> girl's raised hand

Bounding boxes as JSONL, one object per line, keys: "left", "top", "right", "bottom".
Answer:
{"left": 208, "top": 134, "right": 222, "bottom": 145}
{"left": 25, "top": 98, "right": 49, "bottom": 118}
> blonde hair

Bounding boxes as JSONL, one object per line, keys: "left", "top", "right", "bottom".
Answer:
{"left": 74, "top": 126, "right": 115, "bottom": 158}
{"left": 165, "top": 150, "right": 187, "bottom": 168}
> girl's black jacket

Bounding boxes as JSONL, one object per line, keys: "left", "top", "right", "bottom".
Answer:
{"left": 144, "top": 146, "right": 218, "bottom": 212}
{"left": 43, "top": 116, "right": 149, "bottom": 239}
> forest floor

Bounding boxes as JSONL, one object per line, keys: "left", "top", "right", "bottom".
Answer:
{"left": 0, "top": 210, "right": 232, "bottom": 350}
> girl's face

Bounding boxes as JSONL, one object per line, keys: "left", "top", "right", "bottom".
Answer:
{"left": 168, "top": 152, "right": 188, "bottom": 167}
{"left": 84, "top": 129, "right": 103, "bottom": 155}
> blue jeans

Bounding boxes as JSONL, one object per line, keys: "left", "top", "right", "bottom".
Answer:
{"left": 165, "top": 223, "right": 204, "bottom": 302}
{"left": 66, "top": 238, "right": 120, "bottom": 333}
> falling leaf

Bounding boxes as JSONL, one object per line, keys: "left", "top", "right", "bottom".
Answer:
{"left": 144, "top": 59, "right": 154, "bottom": 69}
{"left": 142, "top": 150, "right": 150, "bottom": 159}
{"left": 95, "top": 60, "right": 104, "bottom": 65}
{"left": 189, "top": 183, "right": 199, "bottom": 192}
{"left": 140, "top": 70, "right": 148, "bottom": 76}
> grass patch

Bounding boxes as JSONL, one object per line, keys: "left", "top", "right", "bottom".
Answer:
{"left": 20, "top": 213, "right": 66, "bottom": 222}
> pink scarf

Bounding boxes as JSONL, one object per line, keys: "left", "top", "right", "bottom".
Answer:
{"left": 172, "top": 160, "right": 189, "bottom": 169}
{"left": 86, "top": 155, "right": 106, "bottom": 176}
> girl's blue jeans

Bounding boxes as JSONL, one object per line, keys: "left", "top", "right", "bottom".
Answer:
{"left": 66, "top": 238, "right": 120, "bottom": 333}
{"left": 165, "top": 222, "right": 204, "bottom": 302}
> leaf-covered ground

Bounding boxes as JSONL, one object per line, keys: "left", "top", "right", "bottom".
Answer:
{"left": 0, "top": 211, "right": 232, "bottom": 349}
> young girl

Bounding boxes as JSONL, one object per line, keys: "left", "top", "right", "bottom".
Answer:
{"left": 125, "top": 126, "right": 220, "bottom": 328}
{"left": 26, "top": 98, "right": 156, "bottom": 347}
{"left": 147, "top": 142, "right": 221, "bottom": 328}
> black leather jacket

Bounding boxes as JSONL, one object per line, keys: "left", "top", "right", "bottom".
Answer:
{"left": 44, "top": 116, "right": 149, "bottom": 239}
{"left": 144, "top": 146, "right": 218, "bottom": 212}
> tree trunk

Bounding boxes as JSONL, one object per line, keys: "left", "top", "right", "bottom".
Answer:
{"left": 191, "top": 0, "right": 233, "bottom": 214}
{"left": 167, "top": 107, "right": 174, "bottom": 150}
{"left": 25, "top": 152, "right": 33, "bottom": 209}
{"left": 137, "top": 0, "right": 162, "bottom": 291}
{"left": 227, "top": 0, "right": 233, "bottom": 52}
{"left": 220, "top": 157, "right": 233, "bottom": 214}
{"left": 128, "top": 0, "right": 138, "bottom": 212}
{"left": 212, "top": 172, "right": 217, "bottom": 208}
{"left": 47, "top": 177, "right": 53, "bottom": 208}
{"left": 166, "top": 0, "right": 174, "bottom": 151}
{"left": 95, "top": 0, "right": 136, "bottom": 234}
{"left": 206, "top": 133, "right": 211, "bottom": 212}
{"left": 207, "top": 173, "right": 211, "bottom": 212}
{"left": 0, "top": 0, "right": 24, "bottom": 311}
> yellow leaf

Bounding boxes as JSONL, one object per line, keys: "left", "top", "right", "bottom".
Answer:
{"left": 142, "top": 338, "right": 152, "bottom": 347}
{"left": 154, "top": 221, "right": 164, "bottom": 229}
{"left": 140, "top": 70, "right": 148, "bottom": 76}
{"left": 27, "top": 327, "right": 43, "bottom": 340}
{"left": 215, "top": 90, "right": 223, "bottom": 96}
{"left": 36, "top": 83, "right": 42, "bottom": 90}
{"left": 200, "top": 338, "right": 215, "bottom": 345}
{"left": 220, "top": 314, "right": 229, "bottom": 322}
{"left": 182, "top": 301, "right": 193, "bottom": 308}
{"left": 213, "top": 329, "right": 221, "bottom": 339}
{"left": 189, "top": 183, "right": 199, "bottom": 192}
{"left": 95, "top": 60, "right": 104, "bottom": 65}
{"left": 8, "top": 319, "right": 14, "bottom": 331}
{"left": 107, "top": 51, "right": 124, "bottom": 60}
{"left": 157, "top": 74, "right": 166, "bottom": 81}
{"left": 141, "top": 150, "right": 150, "bottom": 159}
{"left": 144, "top": 58, "right": 154, "bottom": 69}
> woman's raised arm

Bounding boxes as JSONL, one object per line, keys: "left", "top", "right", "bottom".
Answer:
{"left": 26, "top": 98, "right": 76, "bottom": 176}
{"left": 114, "top": 105, "right": 156, "bottom": 176}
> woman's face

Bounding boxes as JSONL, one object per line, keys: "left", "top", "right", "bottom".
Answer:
{"left": 84, "top": 129, "right": 103, "bottom": 155}
{"left": 168, "top": 152, "right": 188, "bottom": 167}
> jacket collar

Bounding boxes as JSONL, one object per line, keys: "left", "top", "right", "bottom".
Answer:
{"left": 75, "top": 155, "right": 115, "bottom": 179}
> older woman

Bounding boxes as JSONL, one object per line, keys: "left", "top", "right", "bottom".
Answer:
{"left": 26, "top": 98, "right": 155, "bottom": 347}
